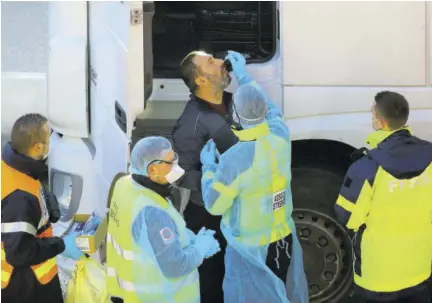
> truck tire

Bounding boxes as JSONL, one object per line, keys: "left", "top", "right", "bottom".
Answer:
{"left": 291, "top": 165, "right": 354, "bottom": 303}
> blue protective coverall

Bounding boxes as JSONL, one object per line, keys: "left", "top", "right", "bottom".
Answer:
{"left": 200, "top": 80, "right": 309, "bottom": 303}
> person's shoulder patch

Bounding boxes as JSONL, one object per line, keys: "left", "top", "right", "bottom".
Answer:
{"left": 344, "top": 177, "right": 353, "bottom": 188}
{"left": 159, "top": 227, "right": 175, "bottom": 245}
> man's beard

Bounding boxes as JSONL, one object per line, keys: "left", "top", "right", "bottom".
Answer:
{"left": 202, "top": 70, "right": 232, "bottom": 92}
{"left": 223, "top": 74, "right": 232, "bottom": 88}
{"left": 213, "top": 73, "right": 231, "bottom": 89}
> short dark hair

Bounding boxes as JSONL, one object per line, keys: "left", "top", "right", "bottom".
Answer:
{"left": 11, "top": 113, "right": 48, "bottom": 155}
{"left": 179, "top": 51, "right": 199, "bottom": 93}
{"left": 374, "top": 91, "right": 409, "bottom": 130}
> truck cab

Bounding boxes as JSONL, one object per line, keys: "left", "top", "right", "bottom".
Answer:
{"left": 46, "top": 2, "right": 432, "bottom": 302}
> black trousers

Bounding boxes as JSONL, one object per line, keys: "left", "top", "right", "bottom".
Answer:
{"left": 183, "top": 202, "right": 227, "bottom": 303}
{"left": 184, "top": 203, "right": 294, "bottom": 303}
{"left": 2, "top": 270, "right": 63, "bottom": 303}
{"left": 266, "top": 234, "right": 293, "bottom": 284}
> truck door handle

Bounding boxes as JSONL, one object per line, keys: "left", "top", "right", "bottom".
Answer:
{"left": 115, "top": 101, "right": 127, "bottom": 133}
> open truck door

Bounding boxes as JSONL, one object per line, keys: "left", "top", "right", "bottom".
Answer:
{"left": 47, "top": 1, "right": 154, "bottom": 241}
{"left": 47, "top": 2, "right": 90, "bottom": 138}
{"left": 47, "top": 1, "right": 93, "bottom": 238}
{"left": 87, "top": 0, "right": 154, "bottom": 213}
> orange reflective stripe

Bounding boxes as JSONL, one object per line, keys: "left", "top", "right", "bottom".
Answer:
{"left": 1, "top": 161, "right": 40, "bottom": 200}
{"left": 1, "top": 260, "right": 12, "bottom": 271}
{"left": 1, "top": 260, "right": 13, "bottom": 285}
{"left": 38, "top": 226, "right": 53, "bottom": 238}
{"left": 34, "top": 260, "right": 58, "bottom": 285}
{"left": 1, "top": 242, "right": 13, "bottom": 289}
{"left": 39, "top": 264, "right": 58, "bottom": 285}
{"left": 31, "top": 257, "right": 58, "bottom": 285}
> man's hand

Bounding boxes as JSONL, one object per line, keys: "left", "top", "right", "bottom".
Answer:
{"left": 193, "top": 227, "right": 220, "bottom": 259}
{"left": 197, "top": 228, "right": 221, "bottom": 259}
{"left": 225, "top": 50, "right": 251, "bottom": 85}
{"left": 200, "top": 140, "right": 217, "bottom": 166}
{"left": 62, "top": 232, "right": 85, "bottom": 260}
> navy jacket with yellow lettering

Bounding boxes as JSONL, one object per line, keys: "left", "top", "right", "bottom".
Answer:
{"left": 334, "top": 129, "right": 432, "bottom": 299}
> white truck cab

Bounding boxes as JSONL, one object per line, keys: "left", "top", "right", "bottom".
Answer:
{"left": 46, "top": 2, "right": 432, "bottom": 302}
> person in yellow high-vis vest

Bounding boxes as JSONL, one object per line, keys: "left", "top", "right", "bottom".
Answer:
{"left": 199, "top": 51, "right": 309, "bottom": 303}
{"left": 1, "top": 113, "right": 84, "bottom": 303}
{"left": 107, "top": 136, "right": 220, "bottom": 303}
{"left": 334, "top": 91, "right": 432, "bottom": 303}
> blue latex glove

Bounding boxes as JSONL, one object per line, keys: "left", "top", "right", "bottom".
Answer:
{"left": 197, "top": 228, "right": 221, "bottom": 259}
{"left": 204, "top": 238, "right": 221, "bottom": 259}
{"left": 197, "top": 227, "right": 214, "bottom": 236}
{"left": 62, "top": 232, "right": 85, "bottom": 260}
{"left": 193, "top": 227, "right": 219, "bottom": 259}
{"left": 186, "top": 228, "right": 196, "bottom": 245}
{"left": 225, "top": 50, "right": 252, "bottom": 85}
{"left": 200, "top": 140, "right": 217, "bottom": 166}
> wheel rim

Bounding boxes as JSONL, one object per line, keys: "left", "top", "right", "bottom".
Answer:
{"left": 293, "top": 209, "right": 353, "bottom": 302}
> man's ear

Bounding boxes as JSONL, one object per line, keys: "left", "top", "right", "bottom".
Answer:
{"left": 195, "top": 76, "right": 207, "bottom": 87}
{"left": 147, "top": 163, "right": 156, "bottom": 175}
{"left": 33, "top": 142, "right": 44, "bottom": 154}
{"left": 378, "top": 116, "right": 389, "bottom": 130}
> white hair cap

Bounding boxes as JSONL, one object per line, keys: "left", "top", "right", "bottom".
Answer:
{"left": 129, "top": 136, "right": 172, "bottom": 176}
{"left": 233, "top": 84, "right": 267, "bottom": 128}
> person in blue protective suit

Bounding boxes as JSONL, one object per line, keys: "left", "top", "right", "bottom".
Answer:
{"left": 200, "top": 51, "right": 309, "bottom": 303}
{"left": 106, "top": 136, "right": 220, "bottom": 303}
{"left": 334, "top": 91, "right": 432, "bottom": 303}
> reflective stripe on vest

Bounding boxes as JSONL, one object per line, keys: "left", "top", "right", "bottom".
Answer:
{"left": 1, "top": 222, "right": 37, "bottom": 235}
{"left": 107, "top": 265, "right": 199, "bottom": 294}
{"left": 1, "top": 243, "right": 12, "bottom": 289}
{"left": 106, "top": 233, "right": 136, "bottom": 261}
{"left": 107, "top": 267, "right": 141, "bottom": 292}
{"left": 31, "top": 258, "right": 58, "bottom": 284}
{"left": 1, "top": 160, "right": 58, "bottom": 288}
{"left": 107, "top": 231, "right": 189, "bottom": 294}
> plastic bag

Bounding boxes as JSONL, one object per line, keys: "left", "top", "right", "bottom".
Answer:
{"left": 65, "top": 257, "right": 109, "bottom": 303}
{"left": 286, "top": 218, "right": 309, "bottom": 303}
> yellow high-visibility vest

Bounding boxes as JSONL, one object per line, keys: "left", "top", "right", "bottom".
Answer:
{"left": 106, "top": 175, "right": 199, "bottom": 303}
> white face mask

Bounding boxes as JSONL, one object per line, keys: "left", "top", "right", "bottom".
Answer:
{"left": 41, "top": 145, "right": 50, "bottom": 161}
{"left": 165, "top": 163, "right": 185, "bottom": 184}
